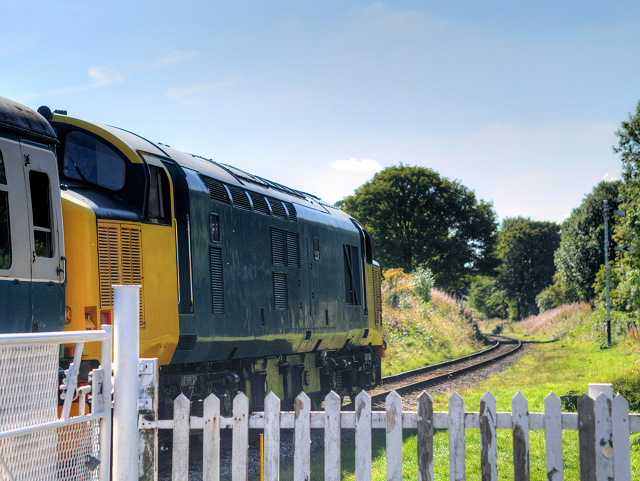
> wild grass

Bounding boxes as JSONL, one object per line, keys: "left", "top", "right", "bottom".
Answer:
{"left": 477, "top": 302, "right": 593, "bottom": 342}
{"left": 380, "top": 269, "right": 481, "bottom": 376}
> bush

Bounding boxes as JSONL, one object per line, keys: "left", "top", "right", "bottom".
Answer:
{"left": 612, "top": 366, "right": 640, "bottom": 412}
{"left": 382, "top": 268, "right": 412, "bottom": 307}
{"left": 536, "top": 277, "right": 581, "bottom": 313}
{"left": 410, "top": 265, "right": 434, "bottom": 303}
{"left": 468, "top": 276, "right": 509, "bottom": 319}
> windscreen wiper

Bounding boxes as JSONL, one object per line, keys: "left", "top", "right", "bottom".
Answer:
{"left": 67, "top": 156, "right": 88, "bottom": 184}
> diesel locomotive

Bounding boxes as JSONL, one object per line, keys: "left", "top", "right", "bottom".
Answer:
{"left": 0, "top": 96, "right": 384, "bottom": 414}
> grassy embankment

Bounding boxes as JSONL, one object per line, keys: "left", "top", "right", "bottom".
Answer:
{"left": 379, "top": 269, "right": 481, "bottom": 376}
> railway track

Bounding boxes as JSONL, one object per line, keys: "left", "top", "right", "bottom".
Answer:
{"left": 365, "top": 334, "right": 522, "bottom": 409}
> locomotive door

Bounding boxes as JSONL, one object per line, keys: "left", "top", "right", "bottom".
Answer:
{"left": 21, "top": 141, "right": 64, "bottom": 331}
{"left": 301, "top": 237, "right": 320, "bottom": 327}
{"left": 0, "top": 136, "right": 33, "bottom": 332}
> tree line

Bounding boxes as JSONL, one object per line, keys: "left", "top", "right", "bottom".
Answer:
{"left": 339, "top": 106, "right": 640, "bottom": 320}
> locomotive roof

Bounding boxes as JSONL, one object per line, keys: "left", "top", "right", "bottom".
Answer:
{"left": 0, "top": 97, "right": 57, "bottom": 144}
{"left": 105, "top": 124, "right": 337, "bottom": 212}
{"left": 50, "top": 113, "right": 346, "bottom": 218}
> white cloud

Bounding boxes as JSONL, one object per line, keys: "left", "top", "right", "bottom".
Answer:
{"left": 133, "top": 50, "right": 199, "bottom": 72}
{"left": 167, "top": 74, "right": 246, "bottom": 104}
{"left": 603, "top": 173, "right": 619, "bottom": 182}
{"left": 24, "top": 51, "right": 198, "bottom": 99}
{"left": 87, "top": 66, "right": 124, "bottom": 88}
{"left": 328, "top": 158, "right": 382, "bottom": 173}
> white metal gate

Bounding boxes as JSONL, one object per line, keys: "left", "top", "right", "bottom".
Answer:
{"left": 0, "top": 328, "right": 112, "bottom": 481}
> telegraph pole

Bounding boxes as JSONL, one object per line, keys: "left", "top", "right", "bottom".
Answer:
{"left": 604, "top": 200, "right": 612, "bottom": 348}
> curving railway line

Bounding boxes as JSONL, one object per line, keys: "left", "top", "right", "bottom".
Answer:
{"left": 365, "top": 334, "right": 523, "bottom": 409}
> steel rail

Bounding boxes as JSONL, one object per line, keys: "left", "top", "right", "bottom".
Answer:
{"left": 379, "top": 340, "right": 500, "bottom": 386}
{"left": 370, "top": 335, "right": 522, "bottom": 405}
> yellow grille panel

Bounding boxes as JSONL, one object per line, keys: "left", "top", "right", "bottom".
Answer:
{"left": 97, "top": 221, "right": 145, "bottom": 326}
{"left": 373, "top": 265, "right": 382, "bottom": 326}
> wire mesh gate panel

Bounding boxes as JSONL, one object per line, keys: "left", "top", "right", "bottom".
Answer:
{"left": 0, "top": 330, "right": 112, "bottom": 481}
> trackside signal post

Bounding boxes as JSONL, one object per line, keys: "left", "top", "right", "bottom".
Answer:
{"left": 603, "top": 200, "right": 635, "bottom": 348}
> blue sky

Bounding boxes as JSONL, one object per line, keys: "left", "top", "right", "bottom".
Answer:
{"left": 3, "top": 0, "right": 640, "bottom": 223}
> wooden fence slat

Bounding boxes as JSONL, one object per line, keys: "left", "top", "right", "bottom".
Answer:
{"left": 138, "top": 359, "right": 158, "bottom": 481}
{"left": 386, "top": 391, "right": 403, "bottom": 481}
{"left": 480, "top": 392, "right": 497, "bottom": 481}
{"left": 325, "top": 391, "right": 341, "bottom": 481}
{"left": 263, "top": 392, "right": 280, "bottom": 481}
{"left": 355, "top": 391, "right": 372, "bottom": 481}
{"left": 232, "top": 393, "right": 249, "bottom": 481}
{"left": 544, "top": 393, "right": 563, "bottom": 481}
{"left": 612, "top": 394, "right": 631, "bottom": 481}
{"left": 512, "top": 392, "right": 530, "bottom": 481}
{"left": 449, "top": 392, "right": 465, "bottom": 481}
{"left": 172, "top": 394, "right": 190, "bottom": 481}
{"left": 594, "top": 394, "right": 614, "bottom": 480}
{"left": 203, "top": 394, "right": 220, "bottom": 481}
{"left": 294, "top": 392, "right": 311, "bottom": 481}
{"left": 577, "top": 394, "right": 596, "bottom": 481}
{"left": 417, "top": 391, "right": 434, "bottom": 481}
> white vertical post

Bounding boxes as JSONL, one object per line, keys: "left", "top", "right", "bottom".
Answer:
{"left": 112, "top": 285, "right": 141, "bottom": 481}
{"left": 263, "top": 392, "right": 280, "bottom": 481}
{"left": 448, "top": 392, "right": 465, "bottom": 481}
{"left": 324, "top": 391, "right": 341, "bottom": 481}
{"left": 294, "top": 392, "right": 311, "bottom": 481}
{"left": 386, "top": 391, "right": 403, "bottom": 481}
{"left": 138, "top": 358, "right": 158, "bottom": 481}
{"left": 99, "top": 324, "right": 113, "bottom": 481}
{"left": 355, "top": 391, "right": 372, "bottom": 481}
{"left": 203, "top": 394, "right": 221, "bottom": 481}
{"left": 232, "top": 393, "right": 249, "bottom": 481}
{"left": 544, "top": 393, "right": 563, "bottom": 481}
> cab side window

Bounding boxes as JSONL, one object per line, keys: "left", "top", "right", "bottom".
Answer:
{"left": 63, "top": 131, "right": 126, "bottom": 190}
{"left": 147, "top": 165, "right": 171, "bottom": 225}
{"left": 0, "top": 149, "right": 10, "bottom": 269}
{"left": 29, "top": 171, "right": 53, "bottom": 258}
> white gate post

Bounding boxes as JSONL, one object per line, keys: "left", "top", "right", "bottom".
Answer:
{"left": 99, "top": 324, "right": 113, "bottom": 481}
{"left": 112, "top": 285, "right": 141, "bottom": 481}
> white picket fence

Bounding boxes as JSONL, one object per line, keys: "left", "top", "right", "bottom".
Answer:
{"left": 136, "top": 359, "right": 638, "bottom": 481}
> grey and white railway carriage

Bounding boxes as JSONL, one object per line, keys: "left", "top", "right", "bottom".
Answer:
{"left": 0, "top": 97, "right": 65, "bottom": 333}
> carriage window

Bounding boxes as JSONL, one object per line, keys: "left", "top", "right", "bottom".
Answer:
{"left": 29, "top": 171, "right": 53, "bottom": 258}
{"left": 0, "top": 191, "right": 11, "bottom": 269}
{"left": 63, "top": 131, "right": 126, "bottom": 190}
{"left": 0, "top": 149, "right": 6, "bottom": 185}
{"left": 148, "top": 165, "right": 171, "bottom": 224}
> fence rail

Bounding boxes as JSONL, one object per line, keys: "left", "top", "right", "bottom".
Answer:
{"left": 137, "top": 359, "right": 636, "bottom": 481}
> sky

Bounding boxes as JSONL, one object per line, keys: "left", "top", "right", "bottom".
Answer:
{"left": 3, "top": 0, "right": 640, "bottom": 223}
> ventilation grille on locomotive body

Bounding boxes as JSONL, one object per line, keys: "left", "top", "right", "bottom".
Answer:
{"left": 210, "top": 246, "right": 224, "bottom": 314}
{"left": 373, "top": 266, "right": 382, "bottom": 325}
{"left": 201, "top": 175, "right": 297, "bottom": 222}
{"left": 97, "top": 221, "right": 145, "bottom": 326}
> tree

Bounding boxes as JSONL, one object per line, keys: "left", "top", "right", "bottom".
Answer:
{"left": 497, "top": 218, "right": 560, "bottom": 319}
{"left": 613, "top": 100, "right": 640, "bottom": 256}
{"left": 553, "top": 180, "right": 622, "bottom": 301}
{"left": 468, "top": 276, "right": 510, "bottom": 319}
{"left": 340, "top": 164, "right": 498, "bottom": 291}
